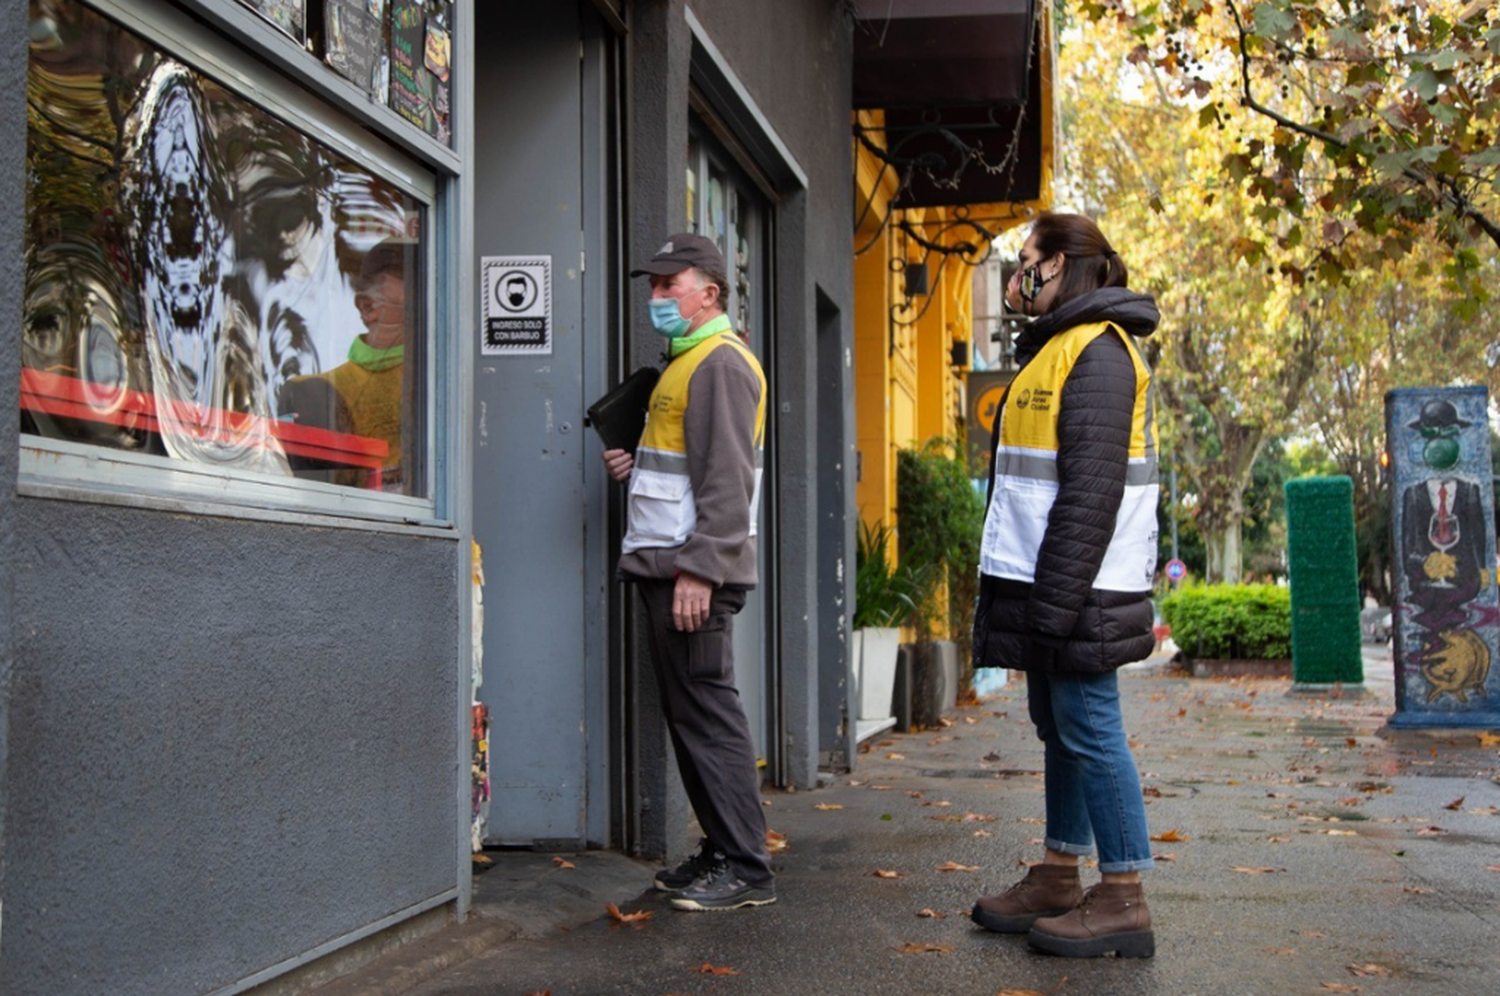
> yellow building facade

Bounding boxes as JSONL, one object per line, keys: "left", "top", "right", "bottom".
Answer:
{"left": 852, "top": 4, "right": 1058, "bottom": 551}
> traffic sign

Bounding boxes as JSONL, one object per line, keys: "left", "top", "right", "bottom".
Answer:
{"left": 1165, "top": 558, "right": 1187, "bottom": 583}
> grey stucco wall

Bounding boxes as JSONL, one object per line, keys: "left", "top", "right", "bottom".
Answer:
{"left": 2, "top": 502, "right": 460, "bottom": 995}
{"left": 1, "top": 0, "right": 24, "bottom": 961}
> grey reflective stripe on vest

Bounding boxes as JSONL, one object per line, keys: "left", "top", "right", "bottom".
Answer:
{"left": 636, "top": 447, "right": 762, "bottom": 474}
{"left": 635, "top": 449, "right": 690, "bottom": 474}
{"left": 996, "top": 449, "right": 1157, "bottom": 486}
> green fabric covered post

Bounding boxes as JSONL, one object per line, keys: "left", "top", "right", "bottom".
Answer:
{"left": 1285, "top": 476, "right": 1365, "bottom": 688}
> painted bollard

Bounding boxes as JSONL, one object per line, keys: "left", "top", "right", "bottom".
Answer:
{"left": 1386, "top": 386, "right": 1500, "bottom": 728}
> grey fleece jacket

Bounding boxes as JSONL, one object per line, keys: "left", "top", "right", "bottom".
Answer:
{"left": 617, "top": 334, "right": 765, "bottom": 588}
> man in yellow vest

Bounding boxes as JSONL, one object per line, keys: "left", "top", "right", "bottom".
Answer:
{"left": 601, "top": 233, "right": 773, "bottom": 911}
{"left": 279, "top": 238, "right": 415, "bottom": 492}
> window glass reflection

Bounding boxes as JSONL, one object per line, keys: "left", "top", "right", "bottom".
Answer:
{"left": 23, "top": 0, "right": 427, "bottom": 496}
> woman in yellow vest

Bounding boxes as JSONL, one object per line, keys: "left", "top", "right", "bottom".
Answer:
{"left": 969, "top": 214, "right": 1161, "bottom": 958}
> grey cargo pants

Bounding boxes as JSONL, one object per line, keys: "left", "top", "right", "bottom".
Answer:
{"left": 637, "top": 579, "right": 773, "bottom": 887}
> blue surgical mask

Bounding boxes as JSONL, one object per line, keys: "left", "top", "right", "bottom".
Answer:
{"left": 648, "top": 289, "right": 705, "bottom": 338}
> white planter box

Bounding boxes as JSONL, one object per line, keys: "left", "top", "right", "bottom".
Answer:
{"left": 856, "top": 627, "right": 901, "bottom": 721}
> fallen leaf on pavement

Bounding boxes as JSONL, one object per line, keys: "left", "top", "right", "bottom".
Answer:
{"left": 899, "top": 942, "right": 955, "bottom": 954}
{"left": 1231, "top": 866, "right": 1283, "bottom": 874}
{"left": 1266, "top": 947, "right": 1297, "bottom": 955}
{"left": 1476, "top": 731, "right": 1500, "bottom": 746}
{"left": 869, "top": 784, "right": 895, "bottom": 791}
{"left": 552, "top": 857, "right": 575, "bottom": 870}
{"left": 692, "top": 962, "right": 740, "bottom": 975}
{"left": 917, "top": 908, "right": 947, "bottom": 918}
{"left": 1153, "top": 852, "right": 1178, "bottom": 861}
{"left": 1152, "top": 829, "right": 1191, "bottom": 842}
{"left": 1417, "top": 826, "right": 1447, "bottom": 836}
{"left": 1267, "top": 836, "right": 1291, "bottom": 843}
{"left": 963, "top": 811, "right": 997, "bottom": 822}
{"left": 1402, "top": 886, "right": 1431, "bottom": 894}
{"left": 983, "top": 752, "right": 1001, "bottom": 762}
{"left": 937, "top": 861, "right": 981, "bottom": 872}
{"left": 920, "top": 800, "right": 953, "bottom": 807}
{"left": 1487, "top": 865, "right": 1500, "bottom": 872}
{"left": 606, "top": 903, "right": 651, "bottom": 925}
{"left": 973, "top": 828, "right": 995, "bottom": 837}
{"left": 878, "top": 740, "right": 896, "bottom": 747}
{"left": 814, "top": 803, "right": 844, "bottom": 811}
{"left": 1348, "top": 963, "right": 1392, "bottom": 978}
{"left": 1301, "top": 930, "right": 1328, "bottom": 939}
{"left": 886, "top": 752, "right": 906, "bottom": 760}
{"left": 1319, "top": 984, "right": 1359, "bottom": 992}
{"left": 907, "top": 790, "right": 925, "bottom": 798}
{"left": 1467, "top": 806, "right": 1500, "bottom": 815}
{"left": 874, "top": 869, "right": 903, "bottom": 879}
{"left": 766, "top": 829, "right": 789, "bottom": 852}
{"left": 1444, "top": 797, "right": 1465, "bottom": 810}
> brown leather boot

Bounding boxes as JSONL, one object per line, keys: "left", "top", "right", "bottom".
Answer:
{"left": 1027, "top": 881, "right": 1154, "bottom": 958}
{"left": 971, "top": 863, "right": 1084, "bottom": 933}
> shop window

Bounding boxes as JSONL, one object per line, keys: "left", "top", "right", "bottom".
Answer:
{"left": 23, "top": 0, "right": 436, "bottom": 505}
{"left": 685, "top": 122, "right": 766, "bottom": 350}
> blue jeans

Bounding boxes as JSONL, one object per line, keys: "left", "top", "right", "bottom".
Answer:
{"left": 1027, "top": 669, "right": 1154, "bottom": 873}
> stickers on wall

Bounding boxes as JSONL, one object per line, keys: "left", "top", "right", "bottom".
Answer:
{"left": 481, "top": 256, "right": 553, "bottom": 356}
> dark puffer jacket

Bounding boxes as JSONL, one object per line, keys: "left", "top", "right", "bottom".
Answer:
{"left": 972, "top": 287, "right": 1160, "bottom": 675}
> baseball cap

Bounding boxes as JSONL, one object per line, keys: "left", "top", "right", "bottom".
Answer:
{"left": 359, "top": 237, "right": 415, "bottom": 287}
{"left": 629, "top": 232, "right": 725, "bottom": 278}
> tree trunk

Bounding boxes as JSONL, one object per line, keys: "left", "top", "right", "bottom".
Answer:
{"left": 1204, "top": 513, "right": 1244, "bottom": 584}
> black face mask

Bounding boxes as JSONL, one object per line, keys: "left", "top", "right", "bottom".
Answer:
{"left": 1017, "top": 260, "right": 1053, "bottom": 315}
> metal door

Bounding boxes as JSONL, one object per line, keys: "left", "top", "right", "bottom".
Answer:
{"left": 472, "top": 1, "right": 588, "bottom": 846}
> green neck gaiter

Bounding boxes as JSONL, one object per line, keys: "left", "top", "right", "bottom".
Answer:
{"left": 669, "top": 313, "right": 734, "bottom": 359}
{"left": 348, "top": 335, "right": 405, "bottom": 372}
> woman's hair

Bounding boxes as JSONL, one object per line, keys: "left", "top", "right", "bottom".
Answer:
{"left": 1028, "top": 213, "right": 1128, "bottom": 308}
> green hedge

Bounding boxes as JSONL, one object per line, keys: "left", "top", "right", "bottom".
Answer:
{"left": 1160, "top": 584, "right": 1292, "bottom": 660}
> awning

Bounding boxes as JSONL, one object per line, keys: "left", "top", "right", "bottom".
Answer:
{"left": 852, "top": 0, "right": 1035, "bottom": 109}
{"left": 852, "top": 0, "right": 1048, "bottom": 209}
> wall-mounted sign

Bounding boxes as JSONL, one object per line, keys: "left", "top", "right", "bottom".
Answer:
{"left": 965, "top": 370, "right": 1010, "bottom": 478}
{"left": 482, "top": 256, "right": 552, "bottom": 356}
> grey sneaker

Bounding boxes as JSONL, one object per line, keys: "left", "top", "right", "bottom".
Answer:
{"left": 653, "top": 842, "right": 726, "bottom": 892}
{"left": 669, "top": 864, "right": 776, "bottom": 912}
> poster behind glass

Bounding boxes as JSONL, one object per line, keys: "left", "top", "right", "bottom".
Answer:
{"left": 237, "top": 0, "right": 305, "bottom": 43}
{"left": 24, "top": 0, "right": 427, "bottom": 496}
{"left": 326, "top": 0, "right": 388, "bottom": 99}
{"left": 388, "top": 0, "right": 450, "bottom": 145}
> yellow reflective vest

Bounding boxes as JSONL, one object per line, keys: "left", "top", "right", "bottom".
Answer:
{"left": 979, "top": 321, "right": 1159, "bottom": 592}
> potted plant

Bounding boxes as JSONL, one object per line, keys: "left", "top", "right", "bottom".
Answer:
{"left": 853, "top": 519, "right": 927, "bottom": 739}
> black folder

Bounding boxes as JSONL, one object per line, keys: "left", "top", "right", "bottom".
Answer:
{"left": 586, "top": 366, "right": 660, "bottom": 454}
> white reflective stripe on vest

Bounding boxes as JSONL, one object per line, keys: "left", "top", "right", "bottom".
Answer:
{"left": 622, "top": 451, "right": 697, "bottom": 553}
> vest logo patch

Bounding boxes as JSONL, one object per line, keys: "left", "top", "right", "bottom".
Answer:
{"left": 1027, "top": 388, "right": 1054, "bottom": 412}
{"left": 1015, "top": 388, "right": 1032, "bottom": 410}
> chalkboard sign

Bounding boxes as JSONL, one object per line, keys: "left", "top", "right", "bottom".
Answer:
{"left": 237, "top": 0, "right": 305, "bottom": 42}
{"left": 326, "top": 0, "right": 386, "bottom": 96}
{"left": 388, "top": 0, "right": 451, "bottom": 146}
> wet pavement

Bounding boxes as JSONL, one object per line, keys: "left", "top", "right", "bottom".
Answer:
{"left": 326, "top": 645, "right": 1500, "bottom": 995}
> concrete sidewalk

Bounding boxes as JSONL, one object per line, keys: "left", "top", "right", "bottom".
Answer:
{"left": 319, "top": 646, "right": 1500, "bottom": 995}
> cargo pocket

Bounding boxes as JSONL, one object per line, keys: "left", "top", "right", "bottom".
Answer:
{"left": 687, "top": 618, "right": 729, "bottom": 682}
{"left": 626, "top": 470, "right": 695, "bottom": 546}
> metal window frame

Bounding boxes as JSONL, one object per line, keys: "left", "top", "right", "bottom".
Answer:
{"left": 20, "top": 0, "right": 456, "bottom": 529}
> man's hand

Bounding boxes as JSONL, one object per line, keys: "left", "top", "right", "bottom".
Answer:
{"left": 673, "top": 571, "right": 714, "bottom": 632}
{"left": 602, "top": 447, "right": 634, "bottom": 482}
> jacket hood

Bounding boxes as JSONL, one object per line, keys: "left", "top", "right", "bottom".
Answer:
{"left": 1014, "top": 287, "right": 1159, "bottom": 363}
